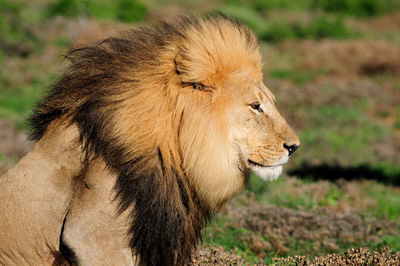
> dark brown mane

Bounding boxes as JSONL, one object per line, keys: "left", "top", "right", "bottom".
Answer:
{"left": 28, "top": 14, "right": 258, "bottom": 265}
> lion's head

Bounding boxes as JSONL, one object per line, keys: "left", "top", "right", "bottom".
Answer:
{"left": 166, "top": 17, "right": 300, "bottom": 208}
{"left": 29, "top": 14, "right": 299, "bottom": 265}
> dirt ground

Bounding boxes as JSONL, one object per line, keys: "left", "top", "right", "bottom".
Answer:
{"left": 193, "top": 185, "right": 400, "bottom": 264}
{"left": 227, "top": 204, "right": 397, "bottom": 254}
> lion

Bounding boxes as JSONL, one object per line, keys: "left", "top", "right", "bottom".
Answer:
{"left": 0, "top": 14, "right": 299, "bottom": 265}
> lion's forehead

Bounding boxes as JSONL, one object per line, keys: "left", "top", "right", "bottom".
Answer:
{"left": 223, "top": 69, "right": 262, "bottom": 90}
{"left": 175, "top": 19, "right": 262, "bottom": 86}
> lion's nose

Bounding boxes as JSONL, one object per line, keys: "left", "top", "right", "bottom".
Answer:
{"left": 283, "top": 143, "right": 299, "bottom": 156}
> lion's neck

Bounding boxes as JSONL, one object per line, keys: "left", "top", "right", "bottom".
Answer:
{"left": 111, "top": 148, "right": 211, "bottom": 266}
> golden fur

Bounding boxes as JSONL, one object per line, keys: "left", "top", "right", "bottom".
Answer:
{"left": 0, "top": 15, "right": 299, "bottom": 265}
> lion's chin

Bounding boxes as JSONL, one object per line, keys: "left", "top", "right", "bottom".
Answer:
{"left": 250, "top": 165, "right": 283, "bottom": 181}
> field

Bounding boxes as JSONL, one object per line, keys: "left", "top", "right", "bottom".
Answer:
{"left": 1, "top": 0, "right": 400, "bottom": 264}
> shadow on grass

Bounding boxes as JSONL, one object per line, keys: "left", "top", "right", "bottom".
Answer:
{"left": 288, "top": 163, "right": 400, "bottom": 186}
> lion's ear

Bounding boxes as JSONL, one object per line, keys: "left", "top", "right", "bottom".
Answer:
{"left": 174, "top": 55, "right": 184, "bottom": 75}
{"left": 174, "top": 52, "right": 218, "bottom": 97}
{"left": 175, "top": 54, "right": 212, "bottom": 93}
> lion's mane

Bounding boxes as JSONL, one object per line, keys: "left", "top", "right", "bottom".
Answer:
{"left": 29, "top": 14, "right": 261, "bottom": 265}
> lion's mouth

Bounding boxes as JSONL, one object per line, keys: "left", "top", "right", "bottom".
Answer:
{"left": 247, "top": 159, "right": 287, "bottom": 168}
{"left": 247, "top": 159, "right": 284, "bottom": 181}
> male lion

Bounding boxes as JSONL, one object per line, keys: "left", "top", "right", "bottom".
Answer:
{"left": 0, "top": 15, "right": 299, "bottom": 265}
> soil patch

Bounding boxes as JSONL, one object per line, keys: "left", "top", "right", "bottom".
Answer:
{"left": 225, "top": 203, "right": 398, "bottom": 256}
{"left": 281, "top": 39, "right": 400, "bottom": 79}
{"left": 353, "top": 11, "right": 400, "bottom": 34}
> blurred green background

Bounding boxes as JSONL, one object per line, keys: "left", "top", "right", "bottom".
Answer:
{"left": 1, "top": 0, "right": 399, "bottom": 263}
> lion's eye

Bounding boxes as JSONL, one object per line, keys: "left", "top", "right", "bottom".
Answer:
{"left": 250, "top": 102, "right": 263, "bottom": 113}
{"left": 181, "top": 81, "right": 205, "bottom": 91}
{"left": 193, "top": 83, "right": 205, "bottom": 90}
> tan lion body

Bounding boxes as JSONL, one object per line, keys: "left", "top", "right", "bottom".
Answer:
{"left": 0, "top": 121, "right": 82, "bottom": 265}
{"left": 62, "top": 157, "right": 137, "bottom": 266}
{"left": 0, "top": 122, "right": 136, "bottom": 265}
{"left": 0, "top": 15, "right": 299, "bottom": 265}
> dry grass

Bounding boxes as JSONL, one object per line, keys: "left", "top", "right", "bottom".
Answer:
{"left": 276, "top": 246, "right": 400, "bottom": 265}
{"left": 190, "top": 246, "right": 400, "bottom": 265}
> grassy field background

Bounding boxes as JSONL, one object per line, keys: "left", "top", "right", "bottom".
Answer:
{"left": 1, "top": 0, "right": 400, "bottom": 264}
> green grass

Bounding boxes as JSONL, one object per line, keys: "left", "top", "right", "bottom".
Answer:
{"left": 53, "top": 37, "right": 71, "bottom": 48}
{"left": 1, "top": 0, "right": 399, "bottom": 263}
{"left": 47, "top": 0, "right": 147, "bottom": 22}
{"left": 261, "top": 15, "right": 358, "bottom": 42}
{"left": 296, "top": 104, "right": 390, "bottom": 166}
{"left": 0, "top": 150, "right": 20, "bottom": 167}
{"left": 218, "top": 5, "right": 268, "bottom": 37}
{"left": 218, "top": 0, "right": 400, "bottom": 43}
{"left": 376, "top": 235, "right": 400, "bottom": 251}
{"left": 362, "top": 182, "right": 400, "bottom": 222}
{"left": 219, "top": 4, "right": 359, "bottom": 42}
{"left": 252, "top": 0, "right": 311, "bottom": 11}
{"left": 203, "top": 175, "right": 400, "bottom": 263}
{"left": 310, "top": 0, "right": 399, "bottom": 17}
{"left": 251, "top": 0, "right": 399, "bottom": 17}
{"left": 258, "top": 180, "right": 320, "bottom": 209}
{"left": 0, "top": 0, "right": 42, "bottom": 54}
{"left": 395, "top": 119, "right": 400, "bottom": 130}
{"left": 318, "top": 186, "right": 344, "bottom": 207}
{"left": 203, "top": 217, "right": 260, "bottom": 263}
{"left": 248, "top": 174, "right": 400, "bottom": 223}
{"left": 0, "top": 90, "right": 41, "bottom": 130}
{"left": 247, "top": 174, "right": 346, "bottom": 210}
{"left": 374, "top": 162, "right": 400, "bottom": 184}
{"left": 269, "top": 68, "right": 326, "bottom": 84}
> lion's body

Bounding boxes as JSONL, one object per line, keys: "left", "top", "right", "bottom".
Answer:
{"left": 0, "top": 121, "right": 82, "bottom": 265}
{"left": 0, "top": 123, "right": 135, "bottom": 265}
{"left": 62, "top": 157, "right": 137, "bottom": 266}
{"left": 0, "top": 15, "right": 299, "bottom": 265}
